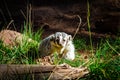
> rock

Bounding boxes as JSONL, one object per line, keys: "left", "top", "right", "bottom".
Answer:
{"left": 0, "top": 29, "right": 36, "bottom": 48}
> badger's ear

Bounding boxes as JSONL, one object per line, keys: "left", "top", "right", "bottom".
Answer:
{"left": 69, "top": 35, "right": 73, "bottom": 41}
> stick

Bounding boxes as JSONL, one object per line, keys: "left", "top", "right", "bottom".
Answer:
{"left": 72, "top": 15, "right": 82, "bottom": 39}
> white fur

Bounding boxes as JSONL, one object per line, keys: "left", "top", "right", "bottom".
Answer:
{"left": 63, "top": 41, "right": 75, "bottom": 60}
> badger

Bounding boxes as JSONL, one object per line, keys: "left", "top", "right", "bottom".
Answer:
{"left": 38, "top": 32, "right": 75, "bottom": 61}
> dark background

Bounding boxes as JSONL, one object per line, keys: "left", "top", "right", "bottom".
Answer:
{"left": 0, "top": 0, "right": 120, "bottom": 37}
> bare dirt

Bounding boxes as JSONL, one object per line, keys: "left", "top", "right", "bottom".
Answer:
{"left": 0, "top": 0, "right": 119, "bottom": 39}
{"left": 31, "top": 0, "right": 120, "bottom": 39}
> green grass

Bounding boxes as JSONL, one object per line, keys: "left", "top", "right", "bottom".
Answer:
{"left": 0, "top": 22, "right": 43, "bottom": 64}
{"left": 0, "top": 25, "right": 120, "bottom": 79}
{"left": 51, "top": 36, "right": 120, "bottom": 80}
{"left": 1, "top": 25, "right": 120, "bottom": 79}
{"left": 74, "top": 37, "right": 89, "bottom": 50}
{"left": 80, "top": 38, "right": 120, "bottom": 80}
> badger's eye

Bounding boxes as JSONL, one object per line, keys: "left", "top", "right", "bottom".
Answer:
{"left": 59, "top": 33, "right": 62, "bottom": 36}
{"left": 63, "top": 39, "right": 66, "bottom": 42}
{"left": 53, "top": 40, "right": 56, "bottom": 43}
{"left": 56, "top": 36, "right": 59, "bottom": 39}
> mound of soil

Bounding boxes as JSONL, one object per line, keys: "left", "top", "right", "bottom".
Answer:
{"left": 0, "top": 30, "right": 23, "bottom": 47}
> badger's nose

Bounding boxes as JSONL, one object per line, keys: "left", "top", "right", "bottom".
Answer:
{"left": 56, "top": 39, "right": 62, "bottom": 46}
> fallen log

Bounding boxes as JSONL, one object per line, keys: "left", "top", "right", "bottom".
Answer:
{"left": 0, "top": 64, "right": 89, "bottom": 80}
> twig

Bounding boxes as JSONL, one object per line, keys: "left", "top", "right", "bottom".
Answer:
{"left": 6, "top": 20, "right": 14, "bottom": 29}
{"left": 72, "top": 15, "right": 82, "bottom": 40}
{"left": 20, "top": 10, "right": 27, "bottom": 20}
{"left": 3, "top": 0, "right": 16, "bottom": 30}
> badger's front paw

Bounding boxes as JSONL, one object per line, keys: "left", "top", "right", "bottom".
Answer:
{"left": 64, "top": 52, "right": 75, "bottom": 61}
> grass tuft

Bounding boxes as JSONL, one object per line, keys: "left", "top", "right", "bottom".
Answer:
{"left": 0, "top": 22, "right": 43, "bottom": 64}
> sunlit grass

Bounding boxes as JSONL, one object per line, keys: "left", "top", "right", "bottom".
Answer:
{"left": 0, "top": 22, "right": 42, "bottom": 64}
{"left": 81, "top": 38, "right": 120, "bottom": 80}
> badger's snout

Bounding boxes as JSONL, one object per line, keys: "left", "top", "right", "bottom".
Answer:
{"left": 56, "top": 39, "right": 60, "bottom": 45}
